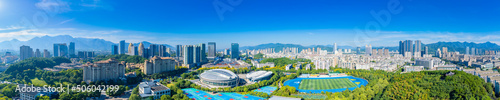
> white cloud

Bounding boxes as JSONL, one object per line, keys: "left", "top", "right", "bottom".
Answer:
{"left": 35, "top": 0, "right": 112, "bottom": 13}
{"left": 0, "top": 30, "right": 48, "bottom": 41}
{"left": 0, "top": 25, "right": 24, "bottom": 31}
{"left": 57, "top": 18, "right": 75, "bottom": 25}
{"left": 35, "top": 0, "right": 71, "bottom": 13}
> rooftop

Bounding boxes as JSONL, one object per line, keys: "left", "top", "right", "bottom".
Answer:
{"left": 199, "top": 69, "right": 238, "bottom": 81}
{"left": 96, "top": 58, "right": 118, "bottom": 64}
{"left": 151, "top": 85, "right": 170, "bottom": 92}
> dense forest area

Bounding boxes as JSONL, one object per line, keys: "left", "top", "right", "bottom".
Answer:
{"left": 260, "top": 57, "right": 311, "bottom": 67}
{"left": 312, "top": 68, "right": 496, "bottom": 100}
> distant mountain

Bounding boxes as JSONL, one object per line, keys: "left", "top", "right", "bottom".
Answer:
{"left": 240, "top": 41, "right": 500, "bottom": 54}
{"left": 132, "top": 41, "right": 173, "bottom": 49}
{"left": 241, "top": 43, "right": 357, "bottom": 52}
{"left": 424, "top": 41, "right": 500, "bottom": 54}
{"left": 0, "top": 35, "right": 173, "bottom": 52}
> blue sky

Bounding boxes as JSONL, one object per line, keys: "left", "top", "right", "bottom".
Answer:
{"left": 0, "top": 0, "right": 499, "bottom": 48}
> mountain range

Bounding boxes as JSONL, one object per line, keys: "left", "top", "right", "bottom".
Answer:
{"left": 1, "top": 35, "right": 499, "bottom": 55}
{"left": 0, "top": 35, "right": 172, "bottom": 51}
{"left": 240, "top": 43, "right": 398, "bottom": 52}
{"left": 241, "top": 42, "right": 500, "bottom": 54}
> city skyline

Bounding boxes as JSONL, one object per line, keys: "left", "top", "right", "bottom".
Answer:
{"left": 0, "top": 0, "right": 499, "bottom": 48}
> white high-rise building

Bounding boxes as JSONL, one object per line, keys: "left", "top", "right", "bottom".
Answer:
{"left": 334, "top": 43, "right": 338, "bottom": 54}
{"left": 471, "top": 48, "right": 476, "bottom": 56}
{"left": 365, "top": 45, "right": 372, "bottom": 55}
{"left": 465, "top": 47, "right": 469, "bottom": 55}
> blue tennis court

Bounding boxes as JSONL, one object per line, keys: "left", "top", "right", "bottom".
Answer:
{"left": 182, "top": 88, "right": 217, "bottom": 100}
{"left": 283, "top": 76, "right": 368, "bottom": 93}
{"left": 221, "top": 93, "right": 265, "bottom": 100}
{"left": 253, "top": 86, "right": 277, "bottom": 95}
{"left": 182, "top": 88, "right": 266, "bottom": 100}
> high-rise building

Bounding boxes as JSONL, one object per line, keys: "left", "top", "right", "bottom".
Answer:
{"left": 207, "top": 42, "right": 216, "bottom": 58}
{"left": 78, "top": 51, "right": 96, "bottom": 58}
{"left": 134, "top": 46, "right": 138, "bottom": 56}
{"left": 471, "top": 48, "right": 476, "bottom": 56}
{"left": 176, "top": 45, "right": 183, "bottom": 58}
{"left": 334, "top": 43, "right": 338, "bottom": 54}
{"left": 20, "top": 45, "right": 33, "bottom": 60}
{"left": 193, "top": 45, "right": 201, "bottom": 64}
{"left": 365, "top": 45, "right": 372, "bottom": 55}
{"left": 53, "top": 43, "right": 68, "bottom": 57}
{"left": 138, "top": 42, "right": 145, "bottom": 57}
{"left": 183, "top": 45, "right": 194, "bottom": 65}
{"left": 231, "top": 43, "right": 239, "bottom": 59}
{"left": 442, "top": 47, "right": 448, "bottom": 54}
{"left": 199, "top": 43, "right": 206, "bottom": 63}
{"left": 111, "top": 45, "right": 118, "bottom": 55}
{"left": 35, "top": 49, "right": 41, "bottom": 57}
{"left": 119, "top": 40, "right": 125, "bottom": 54}
{"left": 399, "top": 40, "right": 414, "bottom": 56}
{"left": 149, "top": 44, "right": 158, "bottom": 58}
{"left": 53, "top": 44, "right": 59, "bottom": 57}
{"left": 405, "top": 40, "right": 413, "bottom": 56}
{"left": 414, "top": 40, "right": 421, "bottom": 54}
{"left": 225, "top": 48, "right": 230, "bottom": 55}
{"left": 424, "top": 46, "right": 429, "bottom": 55}
{"left": 399, "top": 41, "right": 403, "bottom": 55}
{"left": 69, "top": 42, "right": 75, "bottom": 57}
{"left": 465, "top": 47, "right": 469, "bottom": 55}
{"left": 159, "top": 45, "right": 167, "bottom": 57}
{"left": 356, "top": 47, "right": 361, "bottom": 55}
{"left": 128, "top": 43, "right": 135, "bottom": 55}
{"left": 436, "top": 48, "right": 442, "bottom": 57}
{"left": 43, "top": 49, "right": 51, "bottom": 58}
{"left": 144, "top": 48, "right": 150, "bottom": 58}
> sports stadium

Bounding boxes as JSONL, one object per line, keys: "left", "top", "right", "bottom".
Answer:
{"left": 284, "top": 76, "right": 368, "bottom": 93}
{"left": 246, "top": 71, "right": 273, "bottom": 82}
{"left": 199, "top": 69, "right": 240, "bottom": 87}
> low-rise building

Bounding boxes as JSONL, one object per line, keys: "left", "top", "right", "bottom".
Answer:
{"left": 251, "top": 60, "right": 275, "bottom": 68}
{"left": 415, "top": 59, "right": 434, "bottom": 69}
{"left": 404, "top": 66, "right": 424, "bottom": 72}
{"left": 434, "top": 65, "right": 458, "bottom": 70}
{"left": 20, "top": 91, "right": 39, "bottom": 100}
{"left": 285, "top": 64, "right": 292, "bottom": 70}
{"left": 139, "top": 80, "right": 171, "bottom": 100}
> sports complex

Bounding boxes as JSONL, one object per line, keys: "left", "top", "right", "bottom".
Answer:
{"left": 284, "top": 75, "right": 368, "bottom": 93}
{"left": 182, "top": 88, "right": 266, "bottom": 100}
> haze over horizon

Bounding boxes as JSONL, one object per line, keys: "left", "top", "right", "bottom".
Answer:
{"left": 1, "top": 0, "right": 499, "bottom": 48}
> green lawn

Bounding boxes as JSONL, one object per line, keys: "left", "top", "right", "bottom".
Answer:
{"left": 31, "top": 78, "right": 48, "bottom": 86}
{"left": 298, "top": 78, "right": 357, "bottom": 90}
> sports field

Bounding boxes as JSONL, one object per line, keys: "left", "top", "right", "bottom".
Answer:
{"left": 298, "top": 78, "right": 357, "bottom": 90}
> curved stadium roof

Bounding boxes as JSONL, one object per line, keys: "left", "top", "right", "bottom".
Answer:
{"left": 246, "top": 71, "right": 273, "bottom": 80}
{"left": 199, "top": 69, "right": 238, "bottom": 81}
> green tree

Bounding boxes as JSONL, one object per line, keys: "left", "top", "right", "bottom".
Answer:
{"left": 161, "top": 95, "right": 171, "bottom": 100}
{"left": 129, "top": 94, "right": 141, "bottom": 100}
